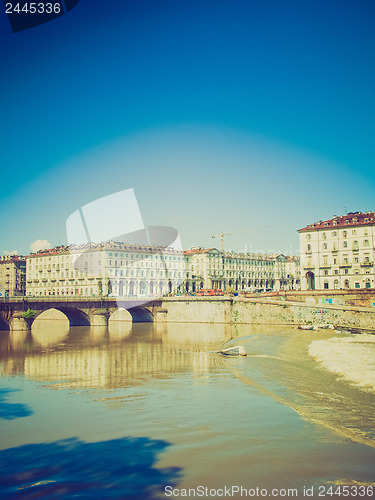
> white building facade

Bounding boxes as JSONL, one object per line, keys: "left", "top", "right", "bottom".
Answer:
{"left": 25, "top": 243, "right": 300, "bottom": 297}
{"left": 184, "top": 248, "right": 300, "bottom": 292}
{"left": 26, "top": 243, "right": 186, "bottom": 298}
{"left": 298, "top": 211, "right": 375, "bottom": 290}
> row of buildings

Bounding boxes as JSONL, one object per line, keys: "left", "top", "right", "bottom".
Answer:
{"left": 1, "top": 211, "right": 374, "bottom": 297}
{"left": 1, "top": 243, "right": 300, "bottom": 298}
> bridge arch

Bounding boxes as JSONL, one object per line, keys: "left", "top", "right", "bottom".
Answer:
{"left": 52, "top": 307, "right": 91, "bottom": 326}
{"left": 127, "top": 306, "right": 154, "bottom": 323}
{"left": 109, "top": 308, "right": 132, "bottom": 322}
{"left": 0, "top": 314, "right": 9, "bottom": 331}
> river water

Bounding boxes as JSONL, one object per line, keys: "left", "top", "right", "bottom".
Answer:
{"left": 0, "top": 320, "right": 374, "bottom": 499}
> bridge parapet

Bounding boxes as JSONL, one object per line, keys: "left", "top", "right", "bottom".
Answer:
{"left": 0, "top": 298, "right": 162, "bottom": 330}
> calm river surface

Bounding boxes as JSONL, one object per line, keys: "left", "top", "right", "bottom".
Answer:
{"left": 0, "top": 319, "right": 374, "bottom": 499}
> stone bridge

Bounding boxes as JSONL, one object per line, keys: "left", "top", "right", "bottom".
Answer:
{"left": 1, "top": 293, "right": 375, "bottom": 332}
{"left": 0, "top": 298, "right": 164, "bottom": 331}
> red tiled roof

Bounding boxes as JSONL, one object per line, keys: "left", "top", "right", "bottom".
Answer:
{"left": 298, "top": 212, "right": 375, "bottom": 232}
{"left": 0, "top": 255, "right": 26, "bottom": 264}
{"left": 26, "top": 246, "right": 69, "bottom": 259}
{"left": 184, "top": 248, "right": 218, "bottom": 255}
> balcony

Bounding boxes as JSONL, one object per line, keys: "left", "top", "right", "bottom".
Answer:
{"left": 361, "top": 262, "right": 373, "bottom": 267}
{"left": 339, "top": 264, "right": 351, "bottom": 268}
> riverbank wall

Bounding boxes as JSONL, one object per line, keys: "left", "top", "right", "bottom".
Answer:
{"left": 162, "top": 292, "right": 375, "bottom": 330}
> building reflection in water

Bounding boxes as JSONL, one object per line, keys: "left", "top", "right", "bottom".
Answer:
{"left": 0, "top": 320, "right": 233, "bottom": 389}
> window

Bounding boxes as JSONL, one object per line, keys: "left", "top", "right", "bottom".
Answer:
{"left": 364, "top": 240, "right": 369, "bottom": 247}
{"left": 324, "top": 282, "right": 329, "bottom": 289}
{"left": 332, "top": 231, "right": 337, "bottom": 236}
{"left": 355, "top": 282, "right": 360, "bottom": 288}
{"left": 343, "top": 241, "right": 348, "bottom": 248}
{"left": 323, "top": 243, "right": 328, "bottom": 250}
{"left": 343, "top": 231, "right": 347, "bottom": 237}
{"left": 307, "top": 244, "right": 311, "bottom": 251}
{"left": 324, "top": 270, "right": 329, "bottom": 276}
{"left": 322, "top": 232, "right": 326, "bottom": 239}
{"left": 306, "top": 234, "right": 311, "bottom": 240}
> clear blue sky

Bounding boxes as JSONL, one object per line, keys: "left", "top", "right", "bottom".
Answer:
{"left": 1, "top": 0, "right": 374, "bottom": 256}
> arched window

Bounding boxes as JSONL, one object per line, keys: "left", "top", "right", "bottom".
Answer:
{"left": 306, "top": 272, "right": 315, "bottom": 290}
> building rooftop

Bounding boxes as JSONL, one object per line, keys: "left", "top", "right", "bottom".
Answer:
{"left": 0, "top": 255, "right": 26, "bottom": 263}
{"left": 26, "top": 242, "right": 184, "bottom": 259}
{"left": 184, "top": 248, "right": 218, "bottom": 255}
{"left": 298, "top": 211, "right": 375, "bottom": 232}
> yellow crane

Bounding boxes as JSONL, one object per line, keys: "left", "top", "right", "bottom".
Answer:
{"left": 212, "top": 226, "right": 267, "bottom": 252}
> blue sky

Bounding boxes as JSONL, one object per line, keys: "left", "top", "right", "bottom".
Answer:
{"left": 1, "top": 0, "right": 374, "bottom": 255}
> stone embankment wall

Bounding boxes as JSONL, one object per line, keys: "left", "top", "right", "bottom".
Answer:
{"left": 247, "top": 289, "right": 375, "bottom": 308}
{"left": 163, "top": 293, "right": 375, "bottom": 330}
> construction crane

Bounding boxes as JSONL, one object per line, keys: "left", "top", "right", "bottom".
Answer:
{"left": 212, "top": 226, "right": 267, "bottom": 252}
